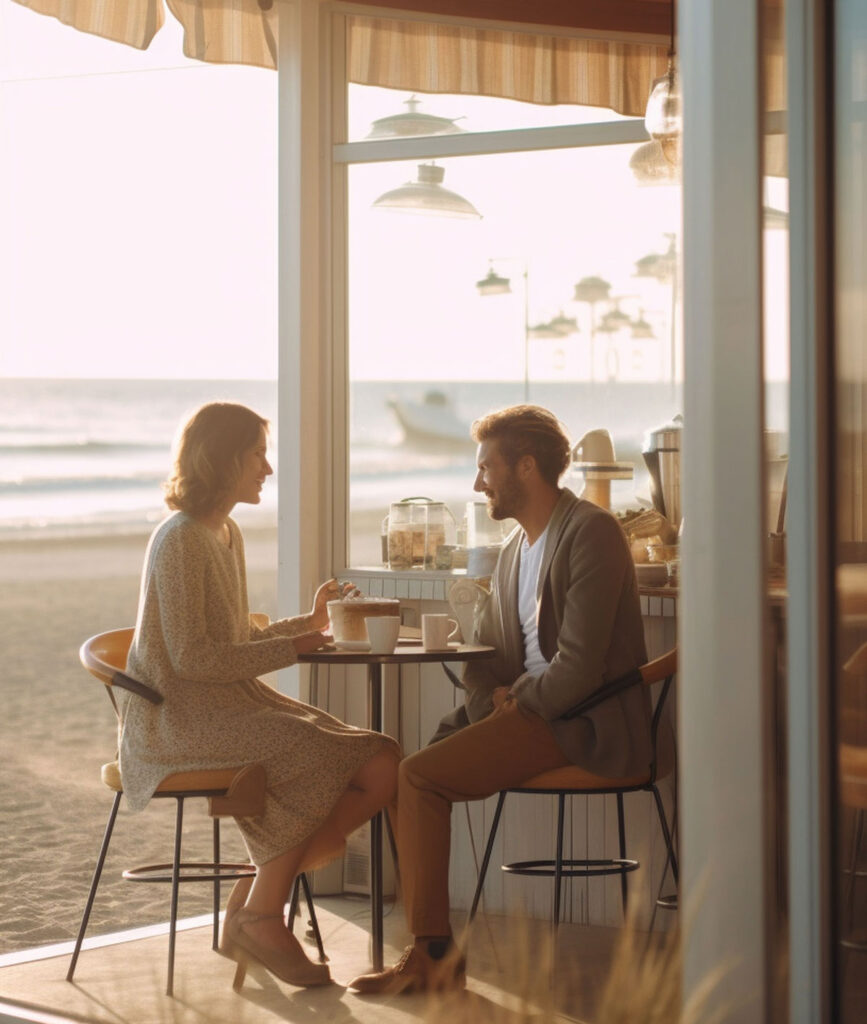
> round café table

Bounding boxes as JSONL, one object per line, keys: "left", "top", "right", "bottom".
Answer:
{"left": 297, "top": 642, "right": 495, "bottom": 970}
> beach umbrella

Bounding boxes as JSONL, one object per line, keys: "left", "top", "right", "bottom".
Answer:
{"left": 548, "top": 312, "right": 579, "bottom": 336}
{"left": 630, "top": 311, "right": 655, "bottom": 339}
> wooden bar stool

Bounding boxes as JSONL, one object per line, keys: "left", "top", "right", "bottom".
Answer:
{"left": 68, "top": 628, "right": 325, "bottom": 995}
{"left": 468, "top": 649, "right": 678, "bottom": 931}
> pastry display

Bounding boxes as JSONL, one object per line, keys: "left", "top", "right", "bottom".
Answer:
{"left": 327, "top": 596, "right": 401, "bottom": 647}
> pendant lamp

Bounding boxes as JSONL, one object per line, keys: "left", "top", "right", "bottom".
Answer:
{"left": 366, "top": 96, "right": 465, "bottom": 140}
{"left": 644, "top": 2, "right": 681, "bottom": 164}
{"left": 372, "top": 163, "right": 482, "bottom": 219}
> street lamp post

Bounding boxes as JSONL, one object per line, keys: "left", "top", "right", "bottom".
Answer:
{"left": 573, "top": 276, "right": 612, "bottom": 383}
{"left": 634, "top": 233, "right": 678, "bottom": 398}
{"left": 476, "top": 261, "right": 530, "bottom": 403}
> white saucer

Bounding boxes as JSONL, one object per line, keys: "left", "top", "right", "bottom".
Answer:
{"left": 334, "top": 640, "right": 371, "bottom": 652}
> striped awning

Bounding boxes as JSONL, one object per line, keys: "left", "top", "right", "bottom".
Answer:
{"left": 11, "top": 1, "right": 280, "bottom": 67}
{"left": 11, "top": 0, "right": 673, "bottom": 115}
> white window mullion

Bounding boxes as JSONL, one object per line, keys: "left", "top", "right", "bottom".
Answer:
{"left": 330, "top": 11, "right": 351, "bottom": 575}
{"left": 680, "top": 1, "right": 768, "bottom": 1019}
{"left": 333, "top": 119, "right": 649, "bottom": 164}
{"left": 277, "top": 0, "right": 333, "bottom": 696}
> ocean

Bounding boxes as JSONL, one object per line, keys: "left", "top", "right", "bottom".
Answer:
{"left": 0, "top": 379, "right": 280, "bottom": 540}
{"left": 0, "top": 376, "right": 708, "bottom": 543}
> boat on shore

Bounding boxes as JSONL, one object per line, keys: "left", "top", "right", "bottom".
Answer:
{"left": 387, "top": 390, "right": 475, "bottom": 449}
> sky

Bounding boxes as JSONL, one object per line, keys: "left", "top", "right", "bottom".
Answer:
{"left": 0, "top": 2, "right": 787, "bottom": 383}
{"left": 0, "top": 3, "right": 278, "bottom": 380}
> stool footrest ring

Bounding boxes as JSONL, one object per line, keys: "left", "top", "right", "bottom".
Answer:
{"left": 122, "top": 862, "right": 257, "bottom": 884}
{"left": 502, "top": 857, "right": 639, "bottom": 879}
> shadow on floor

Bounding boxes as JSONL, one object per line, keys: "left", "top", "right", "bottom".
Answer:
{"left": 0, "top": 896, "right": 640, "bottom": 1024}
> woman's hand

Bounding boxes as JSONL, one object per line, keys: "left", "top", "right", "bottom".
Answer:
{"left": 310, "top": 578, "right": 358, "bottom": 630}
{"left": 292, "top": 630, "right": 334, "bottom": 655}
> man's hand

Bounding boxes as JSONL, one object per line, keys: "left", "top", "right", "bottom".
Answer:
{"left": 492, "top": 686, "right": 512, "bottom": 709}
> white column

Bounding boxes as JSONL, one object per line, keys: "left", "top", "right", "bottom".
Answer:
{"left": 679, "top": 1, "right": 768, "bottom": 1020}
{"left": 276, "top": 0, "right": 334, "bottom": 696}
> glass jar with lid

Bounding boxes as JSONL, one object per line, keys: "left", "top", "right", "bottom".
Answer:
{"left": 385, "top": 497, "right": 456, "bottom": 570}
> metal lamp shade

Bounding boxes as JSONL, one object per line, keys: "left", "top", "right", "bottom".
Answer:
{"left": 372, "top": 164, "right": 482, "bottom": 219}
{"left": 366, "top": 96, "right": 465, "bottom": 140}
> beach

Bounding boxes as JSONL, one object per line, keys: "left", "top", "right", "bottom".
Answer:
{"left": 0, "top": 528, "right": 280, "bottom": 955}
{"left": 0, "top": 374, "right": 690, "bottom": 956}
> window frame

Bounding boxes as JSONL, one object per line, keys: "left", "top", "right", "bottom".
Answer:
{"left": 328, "top": 19, "right": 655, "bottom": 575}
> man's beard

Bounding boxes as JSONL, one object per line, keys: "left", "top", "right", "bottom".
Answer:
{"left": 486, "top": 475, "right": 525, "bottom": 521}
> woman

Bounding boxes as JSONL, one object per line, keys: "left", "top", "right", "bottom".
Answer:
{"left": 120, "top": 401, "right": 399, "bottom": 989}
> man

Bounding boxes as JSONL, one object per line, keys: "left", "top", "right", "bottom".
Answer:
{"left": 349, "top": 405, "right": 649, "bottom": 995}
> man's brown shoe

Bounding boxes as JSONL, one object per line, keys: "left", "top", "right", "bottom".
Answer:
{"left": 348, "top": 941, "right": 466, "bottom": 995}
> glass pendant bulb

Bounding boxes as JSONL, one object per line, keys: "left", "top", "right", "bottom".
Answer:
{"left": 644, "top": 58, "right": 682, "bottom": 147}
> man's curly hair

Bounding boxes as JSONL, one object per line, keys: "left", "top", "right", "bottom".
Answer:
{"left": 471, "top": 405, "right": 571, "bottom": 487}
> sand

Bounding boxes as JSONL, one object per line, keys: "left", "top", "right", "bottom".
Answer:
{"left": 0, "top": 527, "right": 281, "bottom": 955}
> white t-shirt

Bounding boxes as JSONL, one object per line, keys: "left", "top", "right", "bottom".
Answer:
{"left": 518, "top": 524, "right": 551, "bottom": 677}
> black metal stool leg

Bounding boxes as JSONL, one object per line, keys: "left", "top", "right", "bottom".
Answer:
{"left": 843, "top": 808, "right": 865, "bottom": 943}
{"left": 648, "top": 848, "right": 669, "bottom": 936}
{"left": 840, "top": 807, "right": 867, "bottom": 954}
{"left": 287, "top": 874, "right": 301, "bottom": 926}
{"left": 468, "top": 792, "right": 507, "bottom": 924}
{"left": 166, "top": 797, "right": 185, "bottom": 997}
{"left": 212, "top": 818, "right": 221, "bottom": 951}
{"left": 300, "top": 872, "right": 327, "bottom": 962}
{"left": 844, "top": 809, "right": 864, "bottom": 902}
{"left": 553, "top": 794, "right": 566, "bottom": 931}
{"left": 647, "top": 786, "right": 678, "bottom": 936}
{"left": 384, "top": 809, "right": 401, "bottom": 891}
{"left": 616, "top": 793, "right": 628, "bottom": 916}
{"left": 67, "top": 790, "right": 122, "bottom": 982}
{"left": 652, "top": 784, "right": 679, "bottom": 883}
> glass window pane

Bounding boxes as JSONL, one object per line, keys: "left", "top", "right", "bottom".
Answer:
{"left": 0, "top": 6, "right": 278, "bottom": 954}
{"left": 347, "top": 84, "right": 634, "bottom": 143}
{"left": 761, "top": 1, "right": 789, "bottom": 1016}
{"left": 347, "top": 138, "right": 681, "bottom": 569}
{"left": 834, "top": 1, "right": 867, "bottom": 1018}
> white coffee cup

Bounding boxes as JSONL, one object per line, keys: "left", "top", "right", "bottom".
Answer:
{"left": 365, "top": 616, "right": 401, "bottom": 654}
{"left": 421, "top": 613, "right": 459, "bottom": 651}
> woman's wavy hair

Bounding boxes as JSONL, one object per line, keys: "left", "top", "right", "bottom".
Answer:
{"left": 471, "top": 404, "right": 571, "bottom": 487}
{"left": 163, "top": 402, "right": 269, "bottom": 518}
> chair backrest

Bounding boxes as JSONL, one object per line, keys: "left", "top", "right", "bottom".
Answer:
{"left": 641, "top": 648, "right": 677, "bottom": 688}
{"left": 560, "top": 647, "right": 677, "bottom": 783}
{"left": 561, "top": 647, "right": 677, "bottom": 720}
{"left": 80, "top": 628, "right": 163, "bottom": 706}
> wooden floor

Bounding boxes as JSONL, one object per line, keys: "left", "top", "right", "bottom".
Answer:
{"left": 0, "top": 897, "right": 628, "bottom": 1024}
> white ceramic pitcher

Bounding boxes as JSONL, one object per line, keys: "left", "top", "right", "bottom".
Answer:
{"left": 447, "top": 579, "right": 490, "bottom": 643}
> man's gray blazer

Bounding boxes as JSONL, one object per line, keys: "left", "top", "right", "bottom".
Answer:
{"left": 433, "top": 488, "right": 652, "bottom": 778}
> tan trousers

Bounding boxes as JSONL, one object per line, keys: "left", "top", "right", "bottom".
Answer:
{"left": 396, "top": 698, "right": 570, "bottom": 937}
